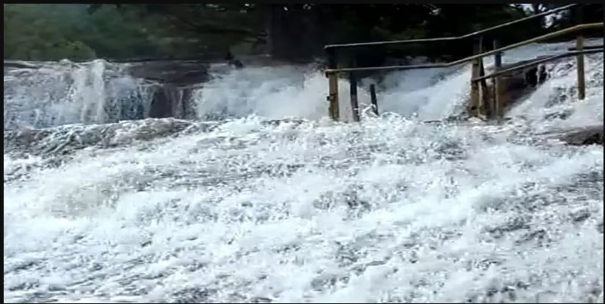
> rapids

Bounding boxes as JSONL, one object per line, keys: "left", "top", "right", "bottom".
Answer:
{"left": 3, "top": 40, "right": 603, "bottom": 303}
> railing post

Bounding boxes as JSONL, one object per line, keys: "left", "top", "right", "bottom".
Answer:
{"left": 478, "top": 46, "right": 488, "bottom": 118}
{"left": 349, "top": 72, "right": 360, "bottom": 122}
{"left": 493, "top": 39, "right": 503, "bottom": 119}
{"left": 370, "top": 84, "right": 378, "bottom": 116}
{"left": 326, "top": 48, "right": 340, "bottom": 120}
{"left": 470, "top": 35, "right": 486, "bottom": 119}
{"left": 575, "top": 5, "right": 586, "bottom": 100}
{"left": 576, "top": 36, "right": 586, "bottom": 100}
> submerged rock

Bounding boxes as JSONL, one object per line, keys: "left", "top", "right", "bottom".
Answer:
{"left": 557, "top": 125, "right": 603, "bottom": 145}
{"left": 3, "top": 118, "right": 197, "bottom": 157}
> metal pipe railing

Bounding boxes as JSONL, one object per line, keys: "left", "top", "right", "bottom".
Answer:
{"left": 324, "top": 3, "right": 597, "bottom": 122}
{"left": 471, "top": 48, "right": 604, "bottom": 83}
{"left": 325, "top": 23, "right": 603, "bottom": 75}
{"left": 324, "top": 4, "right": 578, "bottom": 50}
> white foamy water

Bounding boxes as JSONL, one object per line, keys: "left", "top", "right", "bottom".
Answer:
{"left": 3, "top": 60, "right": 160, "bottom": 129}
{"left": 4, "top": 40, "right": 603, "bottom": 303}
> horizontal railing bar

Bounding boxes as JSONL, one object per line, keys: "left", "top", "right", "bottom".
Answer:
{"left": 325, "top": 23, "right": 603, "bottom": 75}
{"left": 472, "top": 48, "right": 604, "bottom": 82}
{"left": 462, "top": 23, "right": 602, "bottom": 63}
{"left": 326, "top": 63, "right": 448, "bottom": 74}
{"left": 324, "top": 4, "right": 578, "bottom": 50}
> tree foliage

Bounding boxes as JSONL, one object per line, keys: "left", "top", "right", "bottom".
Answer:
{"left": 4, "top": 3, "right": 599, "bottom": 62}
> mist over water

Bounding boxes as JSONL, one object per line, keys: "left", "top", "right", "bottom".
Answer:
{"left": 4, "top": 40, "right": 604, "bottom": 303}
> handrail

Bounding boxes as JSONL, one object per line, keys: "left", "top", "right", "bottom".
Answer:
{"left": 325, "top": 23, "right": 603, "bottom": 74}
{"left": 324, "top": 4, "right": 578, "bottom": 50}
{"left": 472, "top": 48, "right": 604, "bottom": 83}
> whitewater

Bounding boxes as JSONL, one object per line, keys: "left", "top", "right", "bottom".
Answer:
{"left": 3, "top": 40, "right": 604, "bottom": 303}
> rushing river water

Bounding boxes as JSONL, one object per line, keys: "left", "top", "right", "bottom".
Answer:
{"left": 3, "top": 40, "right": 604, "bottom": 303}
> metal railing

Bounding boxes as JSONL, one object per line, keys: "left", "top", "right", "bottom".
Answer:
{"left": 324, "top": 4, "right": 578, "bottom": 51}
{"left": 472, "top": 49, "right": 603, "bottom": 83}
{"left": 324, "top": 4, "right": 602, "bottom": 121}
{"left": 324, "top": 23, "right": 602, "bottom": 75}
{"left": 475, "top": 47, "right": 602, "bottom": 118}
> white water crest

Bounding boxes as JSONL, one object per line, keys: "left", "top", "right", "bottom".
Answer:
{"left": 4, "top": 40, "right": 603, "bottom": 303}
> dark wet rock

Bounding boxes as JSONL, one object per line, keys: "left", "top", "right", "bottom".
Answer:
{"left": 465, "top": 258, "right": 504, "bottom": 271}
{"left": 334, "top": 242, "right": 360, "bottom": 266}
{"left": 473, "top": 281, "right": 531, "bottom": 303}
{"left": 544, "top": 87, "right": 571, "bottom": 108}
{"left": 351, "top": 259, "right": 389, "bottom": 275}
{"left": 485, "top": 216, "right": 531, "bottom": 238}
{"left": 4, "top": 259, "right": 41, "bottom": 274}
{"left": 434, "top": 140, "right": 467, "bottom": 161}
{"left": 557, "top": 125, "right": 603, "bottom": 145}
{"left": 90, "top": 263, "right": 103, "bottom": 271}
{"left": 544, "top": 109, "right": 573, "bottom": 120}
{"left": 273, "top": 243, "right": 301, "bottom": 254}
{"left": 570, "top": 209, "right": 591, "bottom": 223}
{"left": 260, "top": 118, "right": 306, "bottom": 127}
{"left": 310, "top": 273, "right": 349, "bottom": 291}
{"left": 124, "top": 60, "right": 209, "bottom": 87}
{"left": 311, "top": 185, "right": 372, "bottom": 214}
{"left": 258, "top": 163, "right": 305, "bottom": 178}
{"left": 251, "top": 296, "right": 273, "bottom": 303}
{"left": 473, "top": 58, "right": 550, "bottom": 117}
{"left": 3, "top": 60, "right": 42, "bottom": 70}
{"left": 123, "top": 60, "right": 210, "bottom": 119}
{"left": 3, "top": 118, "right": 195, "bottom": 157}
{"left": 515, "top": 229, "right": 549, "bottom": 245}
{"left": 148, "top": 85, "right": 196, "bottom": 119}
{"left": 169, "top": 287, "right": 216, "bottom": 303}
{"left": 7, "top": 281, "right": 40, "bottom": 292}
{"left": 3, "top": 129, "right": 52, "bottom": 152}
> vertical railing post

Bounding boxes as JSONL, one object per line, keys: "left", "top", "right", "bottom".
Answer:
{"left": 576, "top": 36, "right": 586, "bottom": 100}
{"left": 493, "top": 39, "right": 503, "bottom": 120}
{"left": 326, "top": 48, "right": 340, "bottom": 120}
{"left": 470, "top": 35, "right": 485, "bottom": 118}
{"left": 370, "top": 84, "right": 378, "bottom": 116}
{"left": 349, "top": 72, "right": 360, "bottom": 122}
{"left": 478, "top": 41, "right": 488, "bottom": 118}
{"left": 575, "top": 5, "right": 586, "bottom": 100}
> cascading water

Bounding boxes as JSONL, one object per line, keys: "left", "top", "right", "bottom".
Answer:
{"left": 3, "top": 40, "right": 603, "bottom": 303}
{"left": 3, "top": 60, "right": 159, "bottom": 129}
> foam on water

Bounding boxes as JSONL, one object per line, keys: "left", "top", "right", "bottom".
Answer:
{"left": 4, "top": 60, "right": 156, "bottom": 129}
{"left": 3, "top": 40, "right": 604, "bottom": 303}
{"left": 193, "top": 65, "right": 326, "bottom": 121}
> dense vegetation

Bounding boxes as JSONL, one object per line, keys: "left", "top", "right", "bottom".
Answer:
{"left": 4, "top": 4, "right": 602, "bottom": 63}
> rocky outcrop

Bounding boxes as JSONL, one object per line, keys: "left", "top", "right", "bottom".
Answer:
{"left": 3, "top": 60, "right": 42, "bottom": 71}
{"left": 123, "top": 60, "right": 211, "bottom": 119}
{"left": 124, "top": 60, "right": 210, "bottom": 86}
{"left": 148, "top": 84, "right": 197, "bottom": 119}
{"left": 3, "top": 118, "right": 198, "bottom": 157}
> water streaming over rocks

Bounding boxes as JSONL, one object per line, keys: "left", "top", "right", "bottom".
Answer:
{"left": 3, "top": 40, "right": 603, "bottom": 303}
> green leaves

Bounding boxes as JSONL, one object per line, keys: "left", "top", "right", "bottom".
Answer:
{"left": 6, "top": 3, "right": 581, "bottom": 62}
